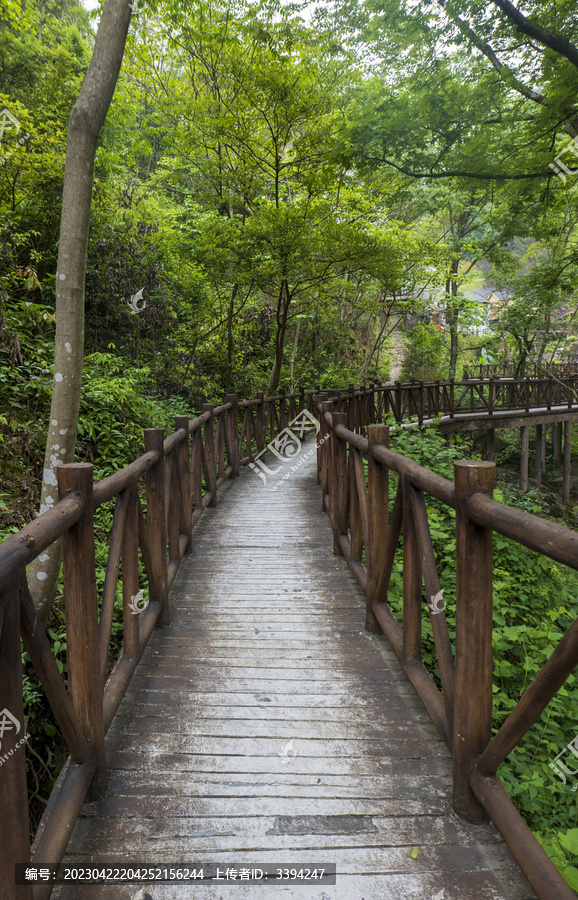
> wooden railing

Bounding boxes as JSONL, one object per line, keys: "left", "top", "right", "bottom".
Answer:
{"left": 342, "top": 374, "right": 578, "bottom": 428}
{"left": 464, "top": 362, "right": 578, "bottom": 380}
{"left": 2, "top": 376, "right": 578, "bottom": 899}
{"left": 0, "top": 388, "right": 316, "bottom": 900}
{"left": 317, "top": 394, "right": 578, "bottom": 900}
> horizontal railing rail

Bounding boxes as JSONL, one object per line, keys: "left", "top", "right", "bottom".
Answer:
{"left": 316, "top": 395, "right": 578, "bottom": 900}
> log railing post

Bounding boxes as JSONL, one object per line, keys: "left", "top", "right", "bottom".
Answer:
{"left": 57, "top": 463, "right": 107, "bottom": 800}
{"left": 279, "top": 388, "right": 287, "bottom": 432}
{"left": 347, "top": 384, "right": 356, "bottom": 431}
{"left": 564, "top": 421, "right": 572, "bottom": 503}
{"left": 244, "top": 405, "right": 253, "bottom": 461}
{"left": 268, "top": 396, "right": 276, "bottom": 444}
{"left": 402, "top": 476, "right": 421, "bottom": 663}
{"left": 367, "top": 425, "right": 389, "bottom": 633}
{"left": 175, "top": 416, "right": 192, "bottom": 548}
{"left": 360, "top": 383, "right": 368, "bottom": 429}
{"left": 453, "top": 460, "right": 495, "bottom": 822}
{"left": 144, "top": 429, "right": 169, "bottom": 625}
{"left": 202, "top": 404, "right": 217, "bottom": 507}
{"left": 164, "top": 448, "right": 177, "bottom": 573}
{"left": 319, "top": 399, "right": 332, "bottom": 511}
{"left": 315, "top": 393, "right": 328, "bottom": 487}
{"left": 331, "top": 412, "right": 348, "bottom": 555}
{"left": 0, "top": 573, "right": 32, "bottom": 900}
{"left": 368, "top": 383, "right": 375, "bottom": 423}
{"left": 225, "top": 394, "right": 239, "bottom": 477}
{"left": 191, "top": 427, "right": 202, "bottom": 514}
{"left": 122, "top": 482, "right": 140, "bottom": 658}
{"left": 524, "top": 377, "right": 530, "bottom": 414}
{"left": 349, "top": 447, "right": 362, "bottom": 564}
{"left": 217, "top": 410, "right": 226, "bottom": 478}
{"left": 256, "top": 392, "right": 265, "bottom": 452}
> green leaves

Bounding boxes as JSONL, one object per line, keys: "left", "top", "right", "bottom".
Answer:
{"left": 536, "top": 830, "right": 578, "bottom": 890}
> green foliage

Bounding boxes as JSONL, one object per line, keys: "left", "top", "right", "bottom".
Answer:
{"left": 401, "top": 324, "right": 445, "bottom": 381}
{"left": 535, "top": 831, "right": 578, "bottom": 891}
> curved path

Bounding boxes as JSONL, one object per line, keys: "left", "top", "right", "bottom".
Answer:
{"left": 52, "top": 451, "right": 534, "bottom": 900}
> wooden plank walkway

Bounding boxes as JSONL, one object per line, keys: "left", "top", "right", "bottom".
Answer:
{"left": 52, "top": 448, "right": 535, "bottom": 900}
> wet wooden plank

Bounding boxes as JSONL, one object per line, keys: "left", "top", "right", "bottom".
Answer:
{"left": 51, "top": 452, "right": 534, "bottom": 900}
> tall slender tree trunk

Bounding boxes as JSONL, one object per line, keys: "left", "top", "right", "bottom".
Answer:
{"left": 446, "top": 257, "right": 460, "bottom": 378}
{"left": 225, "top": 284, "right": 238, "bottom": 395}
{"left": 289, "top": 318, "right": 300, "bottom": 392}
{"left": 267, "top": 279, "right": 291, "bottom": 395}
{"left": 27, "top": 0, "right": 132, "bottom": 623}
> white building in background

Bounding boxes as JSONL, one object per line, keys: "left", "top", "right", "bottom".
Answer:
{"left": 466, "top": 287, "right": 510, "bottom": 335}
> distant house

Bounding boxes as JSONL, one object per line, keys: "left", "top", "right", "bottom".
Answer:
{"left": 466, "top": 287, "right": 510, "bottom": 334}
{"left": 468, "top": 288, "right": 576, "bottom": 342}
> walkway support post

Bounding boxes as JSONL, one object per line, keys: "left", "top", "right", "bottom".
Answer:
{"left": 144, "top": 428, "right": 169, "bottom": 625}
{"left": 453, "top": 460, "right": 495, "bottom": 823}
{"left": 520, "top": 425, "right": 529, "bottom": 493}
{"left": 367, "top": 425, "right": 389, "bottom": 633}
{"left": 534, "top": 425, "right": 543, "bottom": 484}
{"left": 486, "top": 428, "right": 495, "bottom": 462}
{"left": 58, "top": 463, "right": 107, "bottom": 801}
{"left": 553, "top": 422, "right": 562, "bottom": 466}
{"left": 564, "top": 421, "right": 572, "bottom": 503}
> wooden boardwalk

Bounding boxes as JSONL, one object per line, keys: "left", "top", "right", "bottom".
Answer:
{"left": 52, "top": 448, "right": 534, "bottom": 900}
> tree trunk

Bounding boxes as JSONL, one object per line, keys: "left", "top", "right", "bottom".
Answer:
{"left": 267, "top": 279, "right": 290, "bottom": 395}
{"left": 289, "top": 317, "right": 300, "bottom": 392}
{"left": 27, "top": 0, "right": 132, "bottom": 623}
{"left": 446, "top": 257, "right": 460, "bottom": 378}
{"left": 225, "top": 284, "right": 238, "bottom": 395}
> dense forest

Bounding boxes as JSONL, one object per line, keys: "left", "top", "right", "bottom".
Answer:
{"left": 2, "top": 0, "right": 578, "bottom": 887}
